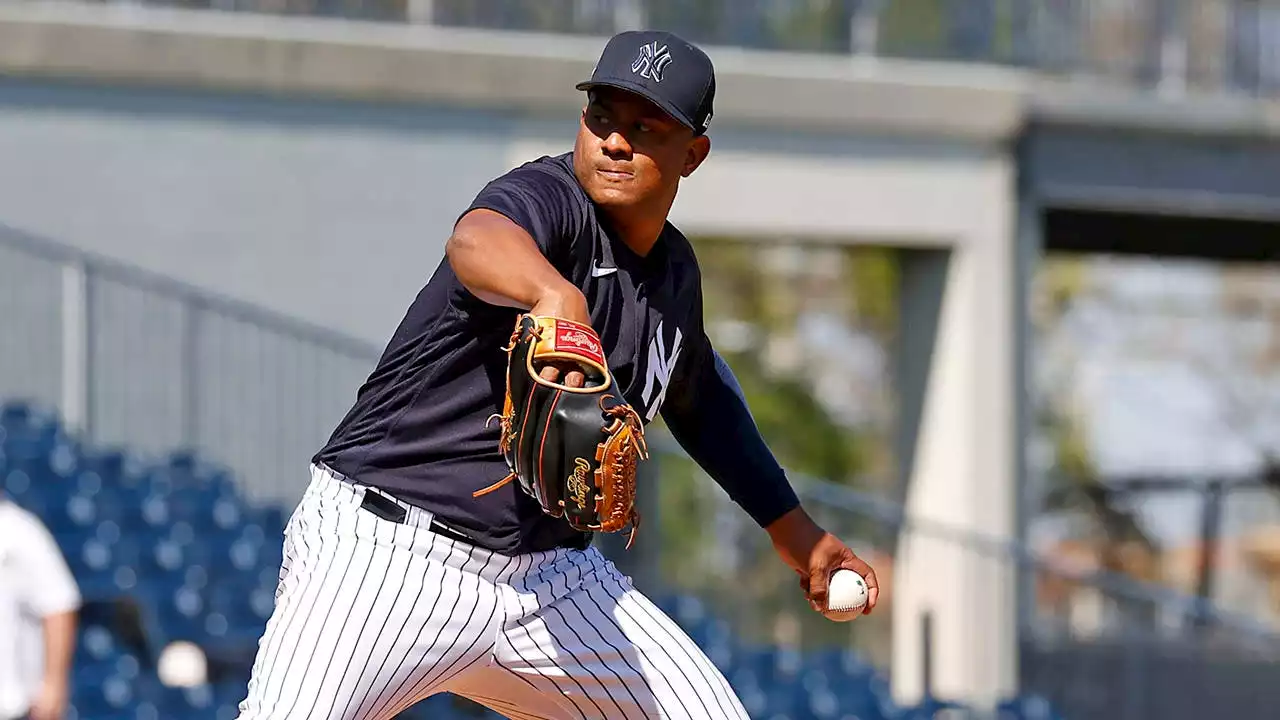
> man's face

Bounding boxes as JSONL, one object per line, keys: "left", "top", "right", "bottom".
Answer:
{"left": 573, "top": 87, "right": 709, "bottom": 211}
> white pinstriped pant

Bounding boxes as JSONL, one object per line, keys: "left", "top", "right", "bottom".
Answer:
{"left": 236, "top": 464, "right": 749, "bottom": 720}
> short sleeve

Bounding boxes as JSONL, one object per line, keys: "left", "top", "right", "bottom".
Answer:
{"left": 461, "top": 158, "right": 585, "bottom": 267}
{"left": 16, "top": 510, "right": 81, "bottom": 616}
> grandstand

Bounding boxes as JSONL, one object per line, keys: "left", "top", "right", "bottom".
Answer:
{"left": 1, "top": 399, "right": 1060, "bottom": 719}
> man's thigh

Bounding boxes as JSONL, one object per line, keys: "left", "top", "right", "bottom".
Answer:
{"left": 489, "top": 549, "right": 749, "bottom": 720}
{"left": 446, "top": 666, "right": 581, "bottom": 720}
{"left": 236, "top": 470, "right": 505, "bottom": 720}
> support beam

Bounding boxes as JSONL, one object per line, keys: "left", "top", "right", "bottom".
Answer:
{"left": 59, "top": 258, "right": 90, "bottom": 439}
{"left": 891, "top": 204, "right": 1017, "bottom": 710}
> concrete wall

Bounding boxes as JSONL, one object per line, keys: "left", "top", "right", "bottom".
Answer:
{"left": 0, "top": 81, "right": 519, "bottom": 345}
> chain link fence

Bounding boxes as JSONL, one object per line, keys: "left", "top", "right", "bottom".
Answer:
{"left": 0, "top": 223, "right": 380, "bottom": 508}
{"left": 10, "top": 223, "right": 1280, "bottom": 718}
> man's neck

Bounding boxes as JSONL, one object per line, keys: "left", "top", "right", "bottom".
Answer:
{"left": 605, "top": 205, "right": 669, "bottom": 258}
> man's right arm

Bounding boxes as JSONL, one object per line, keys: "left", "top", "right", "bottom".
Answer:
{"left": 447, "top": 208, "right": 587, "bottom": 321}
{"left": 447, "top": 208, "right": 591, "bottom": 386}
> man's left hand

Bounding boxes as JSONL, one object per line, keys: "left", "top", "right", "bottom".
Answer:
{"left": 767, "top": 506, "right": 879, "bottom": 618}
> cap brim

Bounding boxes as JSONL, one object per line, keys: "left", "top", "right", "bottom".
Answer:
{"left": 575, "top": 78, "right": 699, "bottom": 132}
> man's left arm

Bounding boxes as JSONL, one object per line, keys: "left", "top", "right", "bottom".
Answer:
{"left": 659, "top": 336, "right": 879, "bottom": 617}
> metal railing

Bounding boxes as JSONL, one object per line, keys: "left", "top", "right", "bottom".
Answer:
{"left": 45, "top": 0, "right": 1280, "bottom": 100}
{"left": 0, "top": 223, "right": 382, "bottom": 507}
{"left": 640, "top": 438, "right": 1280, "bottom": 719}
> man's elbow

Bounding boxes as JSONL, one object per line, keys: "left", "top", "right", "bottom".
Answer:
{"left": 444, "top": 227, "right": 475, "bottom": 270}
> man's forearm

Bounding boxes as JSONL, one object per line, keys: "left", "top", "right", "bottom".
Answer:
{"left": 41, "top": 610, "right": 76, "bottom": 689}
{"left": 765, "top": 505, "right": 826, "bottom": 573}
{"left": 663, "top": 350, "right": 801, "bottom": 528}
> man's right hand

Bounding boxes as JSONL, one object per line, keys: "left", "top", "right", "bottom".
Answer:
{"left": 529, "top": 287, "right": 592, "bottom": 389}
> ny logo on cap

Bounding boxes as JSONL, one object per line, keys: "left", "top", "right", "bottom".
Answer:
{"left": 631, "top": 41, "right": 673, "bottom": 82}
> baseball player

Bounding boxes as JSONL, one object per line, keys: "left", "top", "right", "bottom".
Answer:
{"left": 237, "top": 29, "right": 879, "bottom": 720}
{"left": 0, "top": 495, "right": 80, "bottom": 720}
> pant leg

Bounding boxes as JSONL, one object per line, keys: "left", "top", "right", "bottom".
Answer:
{"left": 487, "top": 548, "right": 750, "bottom": 720}
{"left": 444, "top": 664, "right": 583, "bottom": 720}
{"left": 236, "top": 466, "right": 509, "bottom": 720}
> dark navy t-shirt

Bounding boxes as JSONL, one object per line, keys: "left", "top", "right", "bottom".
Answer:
{"left": 314, "top": 152, "right": 716, "bottom": 555}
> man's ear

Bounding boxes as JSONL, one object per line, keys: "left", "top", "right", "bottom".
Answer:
{"left": 682, "top": 134, "right": 712, "bottom": 178}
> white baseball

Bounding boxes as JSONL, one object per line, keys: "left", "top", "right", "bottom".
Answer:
{"left": 824, "top": 569, "right": 869, "bottom": 621}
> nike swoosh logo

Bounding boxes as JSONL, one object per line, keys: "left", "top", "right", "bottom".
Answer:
{"left": 591, "top": 263, "right": 618, "bottom": 277}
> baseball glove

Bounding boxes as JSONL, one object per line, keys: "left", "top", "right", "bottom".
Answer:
{"left": 474, "top": 314, "right": 650, "bottom": 548}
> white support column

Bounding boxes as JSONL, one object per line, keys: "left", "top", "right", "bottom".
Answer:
{"left": 890, "top": 202, "right": 1018, "bottom": 710}
{"left": 60, "top": 258, "right": 90, "bottom": 438}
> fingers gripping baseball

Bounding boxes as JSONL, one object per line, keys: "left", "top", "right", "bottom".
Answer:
{"left": 800, "top": 534, "right": 879, "bottom": 619}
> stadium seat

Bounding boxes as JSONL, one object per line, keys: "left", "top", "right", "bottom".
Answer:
{"left": 78, "top": 447, "right": 127, "bottom": 485}
{"left": 78, "top": 622, "right": 123, "bottom": 664}
{"left": 0, "top": 400, "right": 32, "bottom": 427}
{"left": 70, "top": 661, "right": 141, "bottom": 718}
{"left": 998, "top": 694, "right": 1064, "bottom": 720}
{"left": 65, "top": 536, "right": 133, "bottom": 601}
{"left": 12, "top": 398, "right": 1069, "bottom": 720}
{"left": 765, "top": 681, "right": 815, "bottom": 720}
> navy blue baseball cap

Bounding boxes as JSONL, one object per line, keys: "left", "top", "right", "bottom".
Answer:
{"left": 576, "top": 30, "right": 716, "bottom": 135}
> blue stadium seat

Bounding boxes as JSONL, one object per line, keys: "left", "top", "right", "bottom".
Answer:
{"left": 5, "top": 469, "right": 51, "bottom": 517}
{"left": 131, "top": 675, "right": 227, "bottom": 718}
{"left": 827, "top": 681, "right": 888, "bottom": 720}
{"left": 78, "top": 622, "right": 122, "bottom": 664}
{"left": 212, "top": 495, "right": 248, "bottom": 535}
{"left": 0, "top": 400, "right": 32, "bottom": 428}
{"left": 168, "top": 485, "right": 226, "bottom": 529}
{"left": 206, "top": 580, "right": 274, "bottom": 649}
{"left": 998, "top": 694, "right": 1063, "bottom": 720}
{"left": 141, "top": 584, "right": 210, "bottom": 647}
{"left": 47, "top": 491, "right": 100, "bottom": 538}
{"left": 3, "top": 418, "right": 69, "bottom": 467}
{"left": 78, "top": 447, "right": 127, "bottom": 485}
{"left": 66, "top": 536, "right": 131, "bottom": 601}
{"left": 228, "top": 534, "right": 283, "bottom": 576}
{"left": 135, "top": 535, "right": 189, "bottom": 580}
{"left": 245, "top": 506, "right": 288, "bottom": 539}
{"left": 74, "top": 467, "right": 147, "bottom": 527}
{"left": 3, "top": 455, "right": 63, "bottom": 504}
{"left": 181, "top": 536, "right": 240, "bottom": 578}
{"left": 736, "top": 685, "right": 770, "bottom": 719}
{"left": 396, "top": 692, "right": 489, "bottom": 719}
{"left": 765, "top": 681, "right": 814, "bottom": 720}
{"left": 165, "top": 451, "right": 243, "bottom": 500}
{"left": 4, "top": 399, "right": 944, "bottom": 720}
{"left": 214, "top": 680, "right": 247, "bottom": 714}
{"left": 70, "top": 664, "right": 140, "bottom": 718}
{"left": 813, "top": 646, "right": 874, "bottom": 683}
{"left": 735, "top": 645, "right": 800, "bottom": 688}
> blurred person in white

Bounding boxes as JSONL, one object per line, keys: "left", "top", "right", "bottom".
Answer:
{"left": 0, "top": 494, "right": 80, "bottom": 720}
